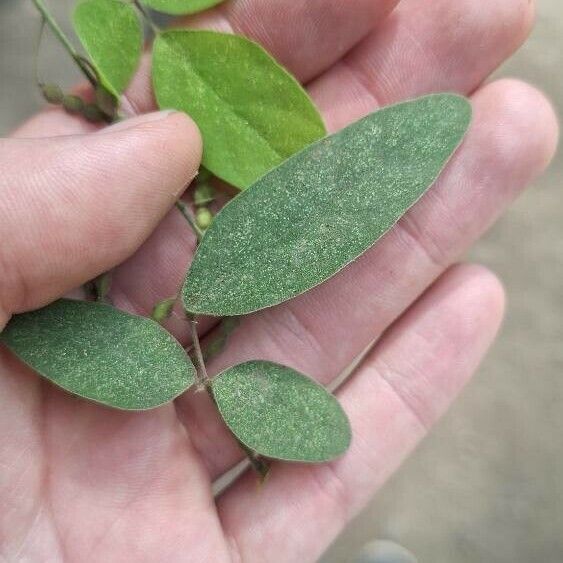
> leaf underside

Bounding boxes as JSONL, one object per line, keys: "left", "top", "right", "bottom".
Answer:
{"left": 73, "top": 0, "right": 143, "bottom": 96}
{"left": 152, "top": 30, "right": 326, "bottom": 189}
{"left": 183, "top": 94, "right": 472, "bottom": 316}
{"left": 212, "top": 361, "right": 351, "bottom": 462}
{"left": 143, "top": 0, "right": 225, "bottom": 15}
{"left": 0, "top": 299, "right": 196, "bottom": 410}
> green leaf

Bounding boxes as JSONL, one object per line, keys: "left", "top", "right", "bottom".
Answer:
{"left": 151, "top": 297, "right": 177, "bottom": 323}
{"left": 143, "top": 0, "right": 225, "bottom": 15}
{"left": 73, "top": 0, "right": 143, "bottom": 96}
{"left": 152, "top": 30, "right": 326, "bottom": 189}
{"left": 1, "top": 299, "right": 195, "bottom": 410}
{"left": 183, "top": 94, "right": 472, "bottom": 316}
{"left": 212, "top": 361, "right": 351, "bottom": 462}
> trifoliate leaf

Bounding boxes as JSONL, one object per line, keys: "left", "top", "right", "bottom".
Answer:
{"left": 183, "top": 94, "right": 472, "bottom": 316}
{"left": 1, "top": 299, "right": 195, "bottom": 410}
{"left": 143, "top": 0, "right": 225, "bottom": 15}
{"left": 212, "top": 361, "right": 351, "bottom": 462}
{"left": 73, "top": 0, "right": 143, "bottom": 96}
{"left": 152, "top": 30, "right": 326, "bottom": 189}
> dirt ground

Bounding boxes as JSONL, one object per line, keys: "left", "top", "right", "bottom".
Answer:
{"left": 0, "top": 1, "right": 561, "bottom": 562}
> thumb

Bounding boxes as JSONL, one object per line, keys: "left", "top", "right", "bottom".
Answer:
{"left": 0, "top": 111, "right": 202, "bottom": 329}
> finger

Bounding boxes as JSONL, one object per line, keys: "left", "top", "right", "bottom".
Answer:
{"left": 185, "top": 0, "right": 399, "bottom": 83}
{"left": 175, "top": 79, "right": 558, "bottom": 477}
{"left": 217, "top": 264, "right": 506, "bottom": 562}
{"left": 8, "top": 104, "right": 100, "bottom": 139}
{"left": 0, "top": 111, "right": 202, "bottom": 329}
{"left": 9, "top": 0, "right": 537, "bottom": 326}
{"left": 8, "top": 1, "right": 402, "bottom": 327}
{"left": 28, "top": 383, "right": 229, "bottom": 561}
{"left": 13, "top": 0, "right": 399, "bottom": 139}
{"left": 309, "top": 0, "right": 536, "bottom": 130}
{"left": 72, "top": 0, "right": 542, "bottom": 332}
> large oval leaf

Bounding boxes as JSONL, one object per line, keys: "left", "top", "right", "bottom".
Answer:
{"left": 152, "top": 30, "right": 326, "bottom": 189}
{"left": 74, "top": 0, "right": 143, "bottom": 96}
{"left": 143, "top": 0, "right": 225, "bottom": 15}
{"left": 183, "top": 94, "right": 472, "bottom": 316}
{"left": 212, "top": 361, "right": 351, "bottom": 462}
{"left": 0, "top": 299, "right": 195, "bottom": 410}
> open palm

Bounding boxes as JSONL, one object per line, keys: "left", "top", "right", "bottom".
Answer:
{"left": 0, "top": 0, "right": 558, "bottom": 561}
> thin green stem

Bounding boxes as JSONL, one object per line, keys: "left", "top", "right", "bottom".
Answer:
{"left": 33, "top": 17, "right": 46, "bottom": 87}
{"left": 31, "top": 0, "right": 76, "bottom": 62}
{"left": 31, "top": 0, "right": 97, "bottom": 86}
{"left": 239, "top": 443, "right": 271, "bottom": 482}
{"left": 133, "top": 0, "right": 161, "bottom": 35}
{"left": 176, "top": 200, "right": 204, "bottom": 241}
{"left": 186, "top": 315, "right": 270, "bottom": 480}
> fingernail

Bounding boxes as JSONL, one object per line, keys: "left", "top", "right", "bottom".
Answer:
{"left": 102, "top": 110, "right": 178, "bottom": 133}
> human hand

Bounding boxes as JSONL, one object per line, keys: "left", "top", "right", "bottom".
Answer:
{"left": 1, "top": 0, "right": 558, "bottom": 561}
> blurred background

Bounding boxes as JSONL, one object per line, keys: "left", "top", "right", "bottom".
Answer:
{"left": 0, "top": 1, "right": 561, "bottom": 561}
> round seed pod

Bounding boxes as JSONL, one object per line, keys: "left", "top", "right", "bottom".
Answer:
{"left": 196, "top": 207, "right": 213, "bottom": 230}
{"left": 83, "top": 103, "right": 106, "bottom": 123}
{"left": 40, "top": 83, "right": 64, "bottom": 105}
{"left": 62, "top": 95, "right": 85, "bottom": 114}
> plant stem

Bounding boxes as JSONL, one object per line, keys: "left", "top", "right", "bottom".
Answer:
{"left": 30, "top": 0, "right": 97, "bottom": 87}
{"left": 176, "top": 200, "right": 204, "bottom": 241}
{"left": 186, "top": 314, "right": 271, "bottom": 480}
{"left": 132, "top": 0, "right": 161, "bottom": 35}
{"left": 134, "top": 4, "right": 202, "bottom": 241}
{"left": 33, "top": 17, "right": 46, "bottom": 87}
{"left": 188, "top": 315, "right": 210, "bottom": 388}
{"left": 239, "top": 443, "right": 271, "bottom": 482}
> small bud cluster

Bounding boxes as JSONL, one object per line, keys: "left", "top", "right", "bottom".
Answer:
{"left": 193, "top": 171, "right": 216, "bottom": 231}
{"left": 40, "top": 83, "right": 116, "bottom": 124}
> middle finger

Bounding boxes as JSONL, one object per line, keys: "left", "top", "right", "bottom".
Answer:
{"left": 110, "top": 0, "right": 537, "bottom": 339}
{"left": 175, "top": 78, "right": 557, "bottom": 478}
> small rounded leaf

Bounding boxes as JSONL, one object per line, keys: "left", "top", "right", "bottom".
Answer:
{"left": 212, "top": 361, "right": 351, "bottom": 462}
{"left": 74, "top": 0, "right": 143, "bottom": 96}
{"left": 0, "top": 299, "right": 196, "bottom": 410}
{"left": 152, "top": 30, "right": 326, "bottom": 189}
{"left": 143, "top": 0, "right": 225, "bottom": 15}
{"left": 151, "top": 297, "right": 176, "bottom": 323}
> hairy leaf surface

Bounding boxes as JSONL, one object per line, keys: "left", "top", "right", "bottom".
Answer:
{"left": 152, "top": 30, "right": 326, "bottom": 189}
{"left": 74, "top": 0, "right": 142, "bottom": 96}
{"left": 183, "top": 94, "right": 472, "bottom": 316}
{"left": 143, "top": 0, "right": 225, "bottom": 15}
{"left": 1, "top": 300, "right": 195, "bottom": 410}
{"left": 212, "top": 361, "right": 351, "bottom": 462}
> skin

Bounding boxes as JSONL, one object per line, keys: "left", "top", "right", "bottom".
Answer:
{"left": 0, "top": 0, "right": 559, "bottom": 560}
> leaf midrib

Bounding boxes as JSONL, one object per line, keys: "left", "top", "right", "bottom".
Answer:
{"left": 163, "top": 33, "right": 283, "bottom": 164}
